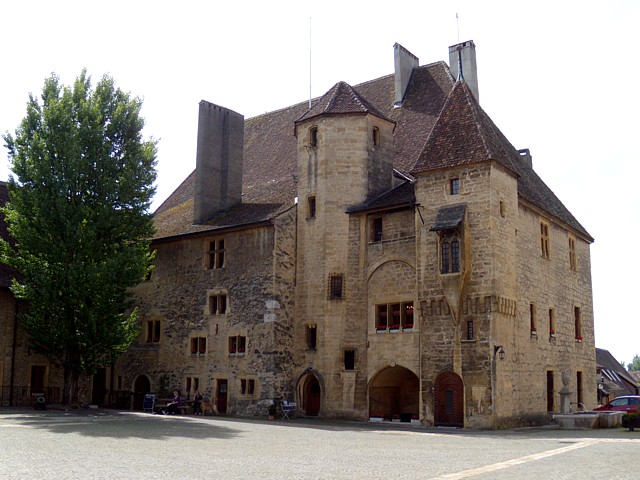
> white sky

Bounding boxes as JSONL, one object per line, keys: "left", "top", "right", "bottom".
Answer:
{"left": 1, "top": 1, "right": 638, "bottom": 366}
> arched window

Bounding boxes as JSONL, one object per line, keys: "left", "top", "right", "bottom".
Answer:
{"left": 309, "top": 126, "right": 318, "bottom": 147}
{"left": 372, "top": 126, "right": 380, "bottom": 146}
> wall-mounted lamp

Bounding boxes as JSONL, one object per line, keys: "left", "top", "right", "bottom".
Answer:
{"left": 494, "top": 345, "right": 505, "bottom": 360}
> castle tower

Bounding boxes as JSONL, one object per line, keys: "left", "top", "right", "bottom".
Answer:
{"left": 293, "top": 82, "right": 395, "bottom": 417}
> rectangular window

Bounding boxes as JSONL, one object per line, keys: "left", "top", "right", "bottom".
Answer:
{"left": 372, "top": 217, "right": 383, "bottom": 242}
{"left": 549, "top": 308, "right": 555, "bottom": 336}
{"left": 344, "top": 350, "right": 355, "bottom": 370}
{"left": 207, "top": 239, "right": 225, "bottom": 269}
{"left": 241, "top": 379, "right": 247, "bottom": 395}
{"left": 441, "top": 241, "right": 450, "bottom": 274}
{"left": 209, "top": 294, "right": 227, "bottom": 315}
{"left": 440, "top": 237, "right": 460, "bottom": 274}
{"left": 229, "top": 335, "right": 247, "bottom": 355}
{"left": 329, "top": 274, "right": 344, "bottom": 299}
{"left": 190, "top": 337, "right": 206, "bottom": 356}
{"left": 530, "top": 303, "right": 537, "bottom": 334}
{"left": 574, "top": 307, "right": 582, "bottom": 341}
{"left": 569, "top": 236, "right": 577, "bottom": 271}
{"left": 540, "top": 222, "right": 550, "bottom": 259}
{"left": 577, "top": 371, "right": 583, "bottom": 405}
{"left": 306, "top": 324, "right": 317, "bottom": 350}
{"left": 248, "top": 379, "right": 255, "bottom": 395}
{"left": 450, "top": 178, "right": 460, "bottom": 195}
{"left": 466, "top": 320, "right": 474, "bottom": 340}
{"left": 146, "top": 320, "right": 160, "bottom": 343}
{"left": 186, "top": 377, "right": 199, "bottom": 394}
{"left": 375, "top": 302, "right": 413, "bottom": 332}
{"left": 308, "top": 196, "right": 316, "bottom": 219}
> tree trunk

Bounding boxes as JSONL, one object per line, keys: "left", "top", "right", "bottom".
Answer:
{"left": 62, "top": 362, "right": 80, "bottom": 405}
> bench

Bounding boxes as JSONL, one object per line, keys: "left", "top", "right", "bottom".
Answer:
{"left": 154, "top": 399, "right": 194, "bottom": 415}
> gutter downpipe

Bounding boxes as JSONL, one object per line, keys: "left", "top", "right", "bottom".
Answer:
{"left": 9, "top": 298, "right": 19, "bottom": 406}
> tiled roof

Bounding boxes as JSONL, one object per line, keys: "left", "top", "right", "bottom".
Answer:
{"left": 347, "top": 180, "right": 415, "bottom": 213}
{"left": 154, "top": 58, "right": 591, "bottom": 242}
{"left": 295, "top": 81, "right": 395, "bottom": 125}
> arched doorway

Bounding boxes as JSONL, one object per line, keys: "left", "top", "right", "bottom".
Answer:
{"left": 369, "top": 366, "right": 419, "bottom": 421}
{"left": 301, "top": 374, "right": 321, "bottom": 416}
{"left": 133, "top": 375, "right": 150, "bottom": 411}
{"left": 434, "top": 371, "right": 464, "bottom": 427}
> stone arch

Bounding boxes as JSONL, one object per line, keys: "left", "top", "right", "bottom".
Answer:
{"left": 434, "top": 371, "right": 464, "bottom": 427}
{"left": 368, "top": 365, "right": 419, "bottom": 421}
{"left": 296, "top": 371, "right": 322, "bottom": 416}
{"left": 367, "top": 256, "right": 415, "bottom": 283}
{"left": 132, "top": 374, "right": 151, "bottom": 411}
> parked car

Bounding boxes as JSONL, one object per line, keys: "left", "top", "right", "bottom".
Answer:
{"left": 594, "top": 395, "right": 640, "bottom": 413}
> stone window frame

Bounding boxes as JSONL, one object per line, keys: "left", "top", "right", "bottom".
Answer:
{"left": 344, "top": 349, "right": 356, "bottom": 370}
{"left": 306, "top": 324, "right": 317, "bottom": 350}
{"left": 372, "top": 126, "right": 380, "bottom": 147}
{"left": 540, "top": 221, "right": 550, "bottom": 260}
{"left": 190, "top": 336, "right": 207, "bottom": 356}
{"left": 307, "top": 195, "right": 316, "bottom": 219}
{"left": 240, "top": 378, "right": 257, "bottom": 397}
{"left": 529, "top": 303, "right": 537, "bottom": 336}
{"left": 465, "top": 319, "right": 474, "bottom": 341}
{"left": 146, "top": 319, "right": 161, "bottom": 343}
{"left": 568, "top": 235, "right": 577, "bottom": 271}
{"left": 206, "top": 238, "right": 225, "bottom": 270}
{"left": 574, "top": 306, "right": 582, "bottom": 342}
{"left": 440, "top": 233, "right": 461, "bottom": 274}
{"left": 450, "top": 177, "right": 460, "bottom": 195}
{"left": 375, "top": 301, "right": 414, "bottom": 333}
{"left": 185, "top": 377, "right": 200, "bottom": 396}
{"left": 371, "top": 216, "right": 383, "bottom": 243}
{"left": 328, "top": 273, "right": 344, "bottom": 300}
{"left": 309, "top": 126, "right": 318, "bottom": 148}
{"left": 208, "top": 292, "right": 228, "bottom": 316}
{"left": 229, "top": 335, "right": 247, "bottom": 355}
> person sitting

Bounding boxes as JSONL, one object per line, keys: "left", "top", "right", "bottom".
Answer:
{"left": 163, "top": 390, "right": 181, "bottom": 415}
{"left": 192, "top": 390, "right": 204, "bottom": 415}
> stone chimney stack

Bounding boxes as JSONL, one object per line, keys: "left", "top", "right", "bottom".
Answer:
{"left": 194, "top": 101, "right": 244, "bottom": 224}
{"left": 448, "top": 40, "right": 479, "bottom": 102}
{"left": 394, "top": 43, "right": 419, "bottom": 106}
{"left": 518, "top": 148, "right": 532, "bottom": 168}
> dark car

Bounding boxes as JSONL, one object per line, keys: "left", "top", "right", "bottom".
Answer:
{"left": 594, "top": 395, "right": 640, "bottom": 413}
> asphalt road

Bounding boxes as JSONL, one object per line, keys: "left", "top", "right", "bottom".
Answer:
{"left": 1, "top": 409, "right": 638, "bottom": 479}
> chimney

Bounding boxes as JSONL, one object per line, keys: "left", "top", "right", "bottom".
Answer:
{"left": 518, "top": 148, "right": 532, "bottom": 168}
{"left": 448, "top": 40, "right": 479, "bottom": 102}
{"left": 194, "top": 101, "right": 244, "bottom": 224}
{"left": 394, "top": 43, "right": 419, "bottom": 106}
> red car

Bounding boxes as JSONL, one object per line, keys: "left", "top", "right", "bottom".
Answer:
{"left": 594, "top": 395, "right": 640, "bottom": 413}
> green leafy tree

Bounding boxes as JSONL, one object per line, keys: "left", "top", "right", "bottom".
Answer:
{"left": 628, "top": 355, "right": 640, "bottom": 372}
{"left": 2, "top": 70, "right": 157, "bottom": 404}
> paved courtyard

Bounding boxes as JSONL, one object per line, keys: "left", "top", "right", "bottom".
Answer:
{"left": 0, "top": 408, "right": 638, "bottom": 479}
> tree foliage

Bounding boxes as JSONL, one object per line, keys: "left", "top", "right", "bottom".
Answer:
{"left": 628, "top": 355, "right": 640, "bottom": 372}
{"left": 1, "top": 70, "right": 157, "bottom": 403}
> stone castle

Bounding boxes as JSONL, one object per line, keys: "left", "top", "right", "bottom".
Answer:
{"left": 1, "top": 40, "right": 595, "bottom": 428}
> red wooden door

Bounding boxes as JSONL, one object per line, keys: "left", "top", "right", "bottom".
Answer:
{"left": 434, "top": 371, "right": 464, "bottom": 427}
{"left": 217, "top": 379, "right": 228, "bottom": 414}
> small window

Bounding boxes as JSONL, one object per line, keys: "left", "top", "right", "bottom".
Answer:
{"left": 499, "top": 200, "right": 505, "bottom": 218}
{"left": 185, "top": 377, "right": 199, "bottom": 395}
{"left": 207, "top": 239, "right": 225, "bottom": 269}
{"left": 569, "top": 236, "right": 577, "bottom": 271}
{"left": 450, "top": 178, "right": 460, "bottom": 195}
{"left": 248, "top": 379, "right": 255, "bottom": 395}
{"left": 372, "top": 127, "right": 380, "bottom": 146}
{"left": 329, "top": 274, "right": 344, "bottom": 299}
{"left": 146, "top": 320, "right": 161, "bottom": 343}
{"left": 574, "top": 307, "right": 582, "bottom": 341}
{"left": 209, "top": 294, "right": 227, "bottom": 315}
{"left": 306, "top": 324, "right": 317, "bottom": 350}
{"left": 466, "top": 320, "right": 474, "bottom": 340}
{"left": 371, "top": 217, "right": 383, "bottom": 242}
{"left": 241, "top": 379, "right": 247, "bottom": 395}
{"left": 577, "top": 371, "right": 583, "bottom": 405}
{"left": 309, "top": 126, "right": 318, "bottom": 147}
{"left": 344, "top": 350, "right": 355, "bottom": 370}
{"left": 229, "top": 335, "right": 247, "bottom": 355}
{"left": 549, "top": 308, "right": 555, "bottom": 336}
{"left": 308, "top": 196, "right": 316, "bottom": 219}
{"left": 540, "top": 222, "right": 550, "bottom": 259}
{"left": 530, "top": 303, "right": 537, "bottom": 334}
{"left": 190, "top": 337, "right": 206, "bottom": 356}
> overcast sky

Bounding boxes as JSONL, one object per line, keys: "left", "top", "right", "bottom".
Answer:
{"left": 1, "top": 1, "right": 638, "bottom": 366}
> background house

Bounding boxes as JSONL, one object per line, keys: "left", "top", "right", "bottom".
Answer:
{"left": 596, "top": 348, "right": 639, "bottom": 405}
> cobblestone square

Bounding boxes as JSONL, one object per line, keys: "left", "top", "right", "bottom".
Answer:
{"left": 1, "top": 409, "right": 638, "bottom": 479}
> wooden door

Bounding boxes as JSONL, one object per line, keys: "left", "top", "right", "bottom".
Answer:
{"left": 434, "top": 371, "right": 464, "bottom": 427}
{"left": 304, "top": 377, "right": 321, "bottom": 416}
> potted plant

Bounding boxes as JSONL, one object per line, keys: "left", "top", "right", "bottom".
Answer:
{"left": 267, "top": 404, "right": 277, "bottom": 420}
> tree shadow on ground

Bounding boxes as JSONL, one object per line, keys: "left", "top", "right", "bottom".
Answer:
{"left": 0, "top": 409, "right": 239, "bottom": 440}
